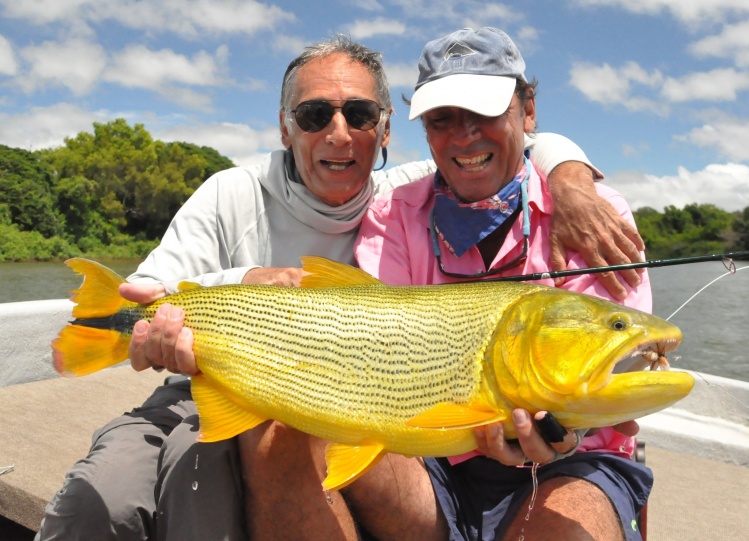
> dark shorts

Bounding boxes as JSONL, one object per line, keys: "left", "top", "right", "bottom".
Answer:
{"left": 424, "top": 452, "right": 653, "bottom": 541}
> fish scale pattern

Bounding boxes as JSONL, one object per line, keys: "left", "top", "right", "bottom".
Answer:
{"left": 134, "top": 280, "right": 539, "bottom": 453}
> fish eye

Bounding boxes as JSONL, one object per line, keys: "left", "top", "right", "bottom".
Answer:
{"left": 608, "top": 316, "right": 629, "bottom": 331}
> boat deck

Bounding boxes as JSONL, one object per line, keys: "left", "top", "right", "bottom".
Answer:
{"left": 1, "top": 366, "right": 748, "bottom": 540}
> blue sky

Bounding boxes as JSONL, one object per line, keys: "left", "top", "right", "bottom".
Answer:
{"left": 1, "top": 0, "right": 748, "bottom": 212}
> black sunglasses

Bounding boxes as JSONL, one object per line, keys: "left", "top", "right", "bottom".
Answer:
{"left": 290, "top": 99, "right": 385, "bottom": 133}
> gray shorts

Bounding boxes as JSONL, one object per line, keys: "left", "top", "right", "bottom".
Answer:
{"left": 425, "top": 452, "right": 652, "bottom": 541}
{"left": 36, "top": 379, "right": 246, "bottom": 541}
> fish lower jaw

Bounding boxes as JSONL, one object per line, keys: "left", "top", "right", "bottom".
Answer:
{"left": 590, "top": 336, "right": 684, "bottom": 391}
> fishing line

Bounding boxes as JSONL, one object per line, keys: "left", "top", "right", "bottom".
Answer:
{"left": 666, "top": 265, "right": 749, "bottom": 322}
{"left": 663, "top": 263, "right": 749, "bottom": 411}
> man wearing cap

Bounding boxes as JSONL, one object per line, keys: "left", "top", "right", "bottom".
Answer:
{"left": 353, "top": 28, "right": 652, "bottom": 540}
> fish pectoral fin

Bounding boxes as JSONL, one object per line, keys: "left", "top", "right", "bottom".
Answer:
{"left": 323, "top": 442, "right": 386, "bottom": 491}
{"left": 177, "top": 280, "right": 202, "bottom": 291}
{"left": 191, "top": 375, "right": 267, "bottom": 442}
{"left": 405, "top": 403, "right": 506, "bottom": 429}
{"left": 300, "top": 256, "right": 382, "bottom": 288}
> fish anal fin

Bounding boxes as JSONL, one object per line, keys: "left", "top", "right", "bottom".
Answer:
{"left": 405, "top": 403, "right": 506, "bottom": 429}
{"left": 52, "top": 325, "right": 130, "bottom": 376}
{"left": 323, "top": 442, "right": 386, "bottom": 491}
{"left": 192, "top": 375, "right": 267, "bottom": 442}
{"left": 300, "top": 256, "right": 382, "bottom": 288}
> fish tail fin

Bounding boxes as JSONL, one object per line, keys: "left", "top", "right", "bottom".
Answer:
{"left": 53, "top": 258, "right": 137, "bottom": 377}
{"left": 53, "top": 325, "right": 131, "bottom": 376}
{"left": 65, "top": 258, "right": 131, "bottom": 318}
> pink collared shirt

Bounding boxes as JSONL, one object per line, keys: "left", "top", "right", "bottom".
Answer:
{"left": 354, "top": 163, "right": 651, "bottom": 463}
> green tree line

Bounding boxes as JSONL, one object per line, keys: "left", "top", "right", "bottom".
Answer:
{"left": 1, "top": 119, "right": 234, "bottom": 261}
{"left": 1, "top": 118, "right": 748, "bottom": 262}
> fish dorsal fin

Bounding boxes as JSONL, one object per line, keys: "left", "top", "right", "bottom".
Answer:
{"left": 405, "top": 403, "right": 506, "bottom": 430}
{"left": 177, "top": 280, "right": 202, "bottom": 292}
{"left": 323, "top": 442, "right": 386, "bottom": 491}
{"left": 300, "top": 256, "right": 382, "bottom": 289}
{"left": 192, "top": 375, "right": 267, "bottom": 442}
{"left": 65, "top": 258, "right": 131, "bottom": 318}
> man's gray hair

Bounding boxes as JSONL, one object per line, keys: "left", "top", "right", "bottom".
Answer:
{"left": 280, "top": 35, "right": 392, "bottom": 111}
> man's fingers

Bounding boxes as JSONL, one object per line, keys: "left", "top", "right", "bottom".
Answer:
{"left": 143, "top": 304, "right": 169, "bottom": 368}
{"left": 174, "top": 327, "right": 199, "bottom": 375}
{"left": 129, "top": 320, "right": 151, "bottom": 371}
{"left": 594, "top": 270, "right": 628, "bottom": 301}
{"left": 512, "top": 409, "right": 559, "bottom": 465}
{"left": 119, "top": 282, "right": 167, "bottom": 304}
{"left": 613, "top": 420, "right": 640, "bottom": 437}
{"left": 473, "top": 423, "right": 525, "bottom": 467}
{"left": 158, "top": 306, "right": 185, "bottom": 373}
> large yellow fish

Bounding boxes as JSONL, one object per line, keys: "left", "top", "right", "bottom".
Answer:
{"left": 53, "top": 257, "right": 694, "bottom": 490}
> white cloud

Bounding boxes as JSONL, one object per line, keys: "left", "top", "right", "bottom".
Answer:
{"left": 348, "top": 0, "right": 384, "bottom": 11}
{"left": 384, "top": 61, "right": 418, "bottom": 90}
{"left": 0, "top": 100, "right": 281, "bottom": 165}
{"left": 0, "top": 103, "right": 107, "bottom": 150}
{"left": 0, "top": 0, "right": 296, "bottom": 38}
{"left": 569, "top": 61, "right": 664, "bottom": 113}
{"left": 17, "top": 39, "right": 107, "bottom": 94}
{"left": 572, "top": 0, "right": 749, "bottom": 25}
{"left": 156, "top": 121, "right": 280, "bottom": 167}
{"left": 105, "top": 45, "right": 229, "bottom": 89}
{"left": 271, "top": 34, "right": 307, "bottom": 57}
{"left": 690, "top": 21, "right": 749, "bottom": 67}
{"left": 0, "top": 0, "right": 87, "bottom": 25}
{"left": 661, "top": 68, "right": 749, "bottom": 102}
{"left": 607, "top": 163, "right": 749, "bottom": 212}
{"left": 347, "top": 17, "right": 407, "bottom": 40}
{"left": 0, "top": 34, "right": 17, "bottom": 75}
{"left": 677, "top": 114, "right": 749, "bottom": 162}
{"left": 622, "top": 142, "right": 650, "bottom": 158}
{"left": 102, "top": 45, "right": 231, "bottom": 111}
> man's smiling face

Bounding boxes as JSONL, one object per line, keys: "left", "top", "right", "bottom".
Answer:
{"left": 280, "top": 53, "right": 390, "bottom": 207}
{"left": 422, "top": 92, "right": 535, "bottom": 203}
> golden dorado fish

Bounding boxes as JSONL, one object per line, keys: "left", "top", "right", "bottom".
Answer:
{"left": 53, "top": 257, "right": 694, "bottom": 491}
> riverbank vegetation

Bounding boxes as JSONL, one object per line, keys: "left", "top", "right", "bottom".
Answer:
{"left": 2, "top": 119, "right": 748, "bottom": 262}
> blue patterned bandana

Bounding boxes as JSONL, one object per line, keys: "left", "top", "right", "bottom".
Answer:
{"left": 432, "top": 155, "right": 530, "bottom": 257}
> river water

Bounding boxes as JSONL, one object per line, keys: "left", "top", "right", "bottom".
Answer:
{"left": 1, "top": 259, "right": 747, "bottom": 382}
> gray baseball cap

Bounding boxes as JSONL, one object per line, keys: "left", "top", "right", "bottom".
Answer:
{"left": 409, "top": 27, "right": 527, "bottom": 120}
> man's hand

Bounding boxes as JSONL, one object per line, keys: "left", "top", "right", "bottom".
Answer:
{"left": 118, "top": 267, "right": 304, "bottom": 375}
{"left": 547, "top": 161, "right": 645, "bottom": 301}
{"left": 119, "top": 283, "right": 198, "bottom": 375}
{"left": 473, "top": 410, "right": 579, "bottom": 466}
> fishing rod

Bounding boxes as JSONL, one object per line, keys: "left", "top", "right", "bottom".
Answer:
{"left": 488, "top": 250, "right": 749, "bottom": 282}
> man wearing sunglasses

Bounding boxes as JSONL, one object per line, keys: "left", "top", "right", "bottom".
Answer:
{"left": 354, "top": 28, "right": 651, "bottom": 541}
{"left": 37, "top": 35, "right": 644, "bottom": 541}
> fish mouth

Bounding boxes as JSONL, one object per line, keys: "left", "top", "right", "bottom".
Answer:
{"left": 610, "top": 335, "right": 682, "bottom": 378}
{"left": 578, "top": 336, "right": 694, "bottom": 420}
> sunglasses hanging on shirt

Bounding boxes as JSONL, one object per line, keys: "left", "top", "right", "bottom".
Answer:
{"left": 290, "top": 99, "right": 385, "bottom": 133}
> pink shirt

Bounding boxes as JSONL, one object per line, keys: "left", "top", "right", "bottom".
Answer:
{"left": 354, "top": 163, "right": 651, "bottom": 463}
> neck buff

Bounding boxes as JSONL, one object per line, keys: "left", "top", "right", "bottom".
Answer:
{"left": 432, "top": 154, "right": 530, "bottom": 257}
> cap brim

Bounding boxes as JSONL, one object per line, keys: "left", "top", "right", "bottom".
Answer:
{"left": 409, "top": 74, "right": 517, "bottom": 120}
